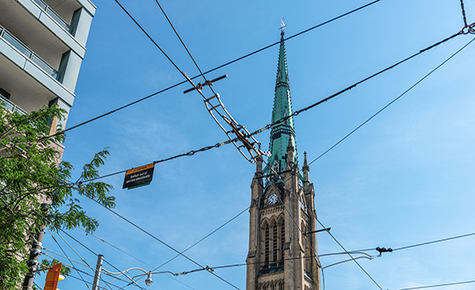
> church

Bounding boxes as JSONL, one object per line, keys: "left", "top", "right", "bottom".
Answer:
{"left": 245, "top": 29, "right": 321, "bottom": 290}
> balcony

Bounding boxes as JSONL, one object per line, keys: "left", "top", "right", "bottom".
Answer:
{"left": 32, "top": 0, "right": 71, "bottom": 33}
{"left": 1, "top": 94, "right": 27, "bottom": 115}
{"left": 0, "top": 0, "right": 87, "bottom": 60}
{"left": 0, "top": 25, "right": 75, "bottom": 112}
{"left": 0, "top": 25, "right": 58, "bottom": 79}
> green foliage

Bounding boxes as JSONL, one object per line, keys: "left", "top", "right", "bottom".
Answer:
{"left": 38, "top": 259, "right": 71, "bottom": 277}
{"left": 0, "top": 105, "right": 115, "bottom": 289}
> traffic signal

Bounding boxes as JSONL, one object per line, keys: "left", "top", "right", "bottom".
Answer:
{"left": 44, "top": 263, "right": 65, "bottom": 290}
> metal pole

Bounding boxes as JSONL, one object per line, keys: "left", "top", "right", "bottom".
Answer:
{"left": 22, "top": 225, "right": 45, "bottom": 290}
{"left": 92, "top": 254, "right": 104, "bottom": 290}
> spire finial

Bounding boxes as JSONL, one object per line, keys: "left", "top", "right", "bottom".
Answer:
{"left": 280, "top": 18, "right": 286, "bottom": 36}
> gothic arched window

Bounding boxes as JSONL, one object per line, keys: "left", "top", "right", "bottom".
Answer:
{"left": 265, "top": 223, "right": 270, "bottom": 267}
{"left": 281, "top": 220, "right": 285, "bottom": 261}
{"left": 273, "top": 222, "right": 278, "bottom": 264}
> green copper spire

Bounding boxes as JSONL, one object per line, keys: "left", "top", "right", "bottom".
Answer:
{"left": 264, "top": 29, "right": 298, "bottom": 177}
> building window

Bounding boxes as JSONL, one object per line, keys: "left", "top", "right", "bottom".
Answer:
{"left": 265, "top": 224, "right": 269, "bottom": 266}
{"left": 273, "top": 222, "right": 278, "bottom": 263}
{"left": 281, "top": 220, "right": 285, "bottom": 261}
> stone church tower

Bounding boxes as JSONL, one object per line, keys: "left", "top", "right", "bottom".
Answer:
{"left": 246, "top": 30, "right": 321, "bottom": 290}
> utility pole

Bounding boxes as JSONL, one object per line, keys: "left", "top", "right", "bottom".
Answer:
{"left": 92, "top": 254, "right": 104, "bottom": 290}
{"left": 22, "top": 225, "right": 45, "bottom": 290}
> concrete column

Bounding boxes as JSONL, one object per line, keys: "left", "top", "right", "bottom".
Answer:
{"left": 70, "top": 7, "right": 94, "bottom": 46}
{"left": 57, "top": 50, "right": 82, "bottom": 93}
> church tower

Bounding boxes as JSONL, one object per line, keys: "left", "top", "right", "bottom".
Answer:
{"left": 246, "top": 29, "right": 321, "bottom": 290}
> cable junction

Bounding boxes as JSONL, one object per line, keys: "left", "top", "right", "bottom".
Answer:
{"left": 182, "top": 73, "right": 268, "bottom": 163}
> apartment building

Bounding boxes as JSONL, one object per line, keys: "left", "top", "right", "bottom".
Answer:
{"left": 0, "top": 0, "right": 96, "bottom": 134}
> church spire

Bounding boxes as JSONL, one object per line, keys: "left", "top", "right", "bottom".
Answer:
{"left": 265, "top": 26, "right": 298, "bottom": 177}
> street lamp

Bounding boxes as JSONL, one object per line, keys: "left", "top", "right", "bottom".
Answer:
{"left": 99, "top": 267, "right": 177, "bottom": 289}
{"left": 145, "top": 271, "right": 152, "bottom": 286}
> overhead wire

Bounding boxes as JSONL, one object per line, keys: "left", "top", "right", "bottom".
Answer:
{"left": 264, "top": 146, "right": 383, "bottom": 289}
{"left": 7, "top": 149, "right": 203, "bottom": 290}
{"left": 17, "top": 204, "right": 143, "bottom": 288}
{"left": 41, "top": 0, "right": 382, "bottom": 141}
{"left": 46, "top": 228, "right": 91, "bottom": 289}
{"left": 82, "top": 26, "right": 472, "bottom": 184}
{"left": 73, "top": 229, "right": 197, "bottom": 290}
{"left": 77, "top": 226, "right": 154, "bottom": 268}
{"left": 316, "top": 217, "right": 383, "bottom": 290}
{"left": 51, "top": 229, "right": 118, "bottom": 290}
{"left": 153, "top": 229, "right": 475, "bottom": 275}
{"left": 308, "top": 35, "right": 475, "bottom": 165}
{"left": 119, "top": 206, "right": 250, "bottom": 289}
{"left": 83, "top": 193, "right": 241, "bottom": 290}
{"left": 392, "top": 231, "right": 475, "bottom": 252}
{"left": 57, "top": 229, "right": 145, "bottom": 289}
{"left": 397, "top": 279, "right": 475, "bottom": 290}
{"left": 152, "top": 206, "right": 250, "bottom": 270}
{"left": 153, "top": 0, "right": 209, "bottom": 84}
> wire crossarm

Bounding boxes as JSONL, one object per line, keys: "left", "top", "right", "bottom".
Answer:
{"left": 182, "top": 73, "right": 269, "bottom": 163}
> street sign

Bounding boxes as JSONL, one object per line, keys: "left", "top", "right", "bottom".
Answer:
{"left": 122, "top": 163, "right": 155, "bottom": 189}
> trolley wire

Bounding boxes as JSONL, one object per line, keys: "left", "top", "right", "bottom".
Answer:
{"left": 10, "top": 145, "right": 238, "bottom": 290}
{"left": 152, "top": 206, "right": 250, "bottom": 271}
{"left": 392, "top": 231, "right": 475, "bottom": 252}
{"left": 308, "top": 35, "right": 475, "bottom": 165}
{"left": 57, "top": 229, "right": 146, "bottom": 289}
{"left": 46, "top": 229, "right": 91, "bottom": 289}
{"left": 119, "top": 206, "right": 250, "bottom": 289}
{"left": 397, "top": 279, "right": 475, "bottom": 290}
{"left": 41, "top": 0, "right": 381, "bottom": 141}
{"left": 460, "top": 0, "right": 468, "bottom": 27}
{"left": 316, "top": 217, "right": 383, "bottom": 290}
{"left": 82, "top": 26, "right": 470, "bottom": 184}
{"left": 153, "top": 0, "right": 209, "bottom": 84}
{"left": 77, "top": 226, "right": 154, "bottom": 268}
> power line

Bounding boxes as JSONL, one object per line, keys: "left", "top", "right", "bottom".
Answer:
{"left": 153, "top": 0, "right": 208, "bottom": 84}
{"left": 83, "top": 136, "right": 236, "bottom": 183}
{"left": 316, "top": 217, "right": 384, "bottom": 290}
{"left": 392, "top": 231, "right": 475, "bottom": 252}
{"left": 57, "top": 229, "right": 145, "bottom": 289}
{"left": 308, "top": 33, "right": 475, "bottom": 166}
{"left": 84, "top": 195, "right": 241, "bottom": 290}
{"left": 42, "top": 0, "right": 382, "bottom": 141}
{"left": 119, "top": 0, "right": 265, "bottom": 163}
{"left": 12, "top": 150, "right": 231, "bottom": 289}
{"left": 84, "top": 27, "right": 471, "bottom": 183}
{"left": 152, "top": 206, "right": 250, "bottom": 271}
{"left": 77, "top": 227, "right": 154, "bottom": 268}
{"left": 398, "top": 279, "right": 475, "bottom": 290}
{"left": 73, "top": 229, "right": 198, "bottom": 290}
{"left": 46, "top": 229, "right": 91, "bottom": 289}
{"left": 120, "top": 206, "right": 250, "bottom": 289}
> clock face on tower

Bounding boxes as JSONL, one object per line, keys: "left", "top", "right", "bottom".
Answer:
{"left": 268, "top": 193, "right": 278, "bottom": 205}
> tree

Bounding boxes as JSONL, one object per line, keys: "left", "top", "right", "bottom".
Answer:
{"left": 0, "top": 104, "right": 115, "bottom": 289}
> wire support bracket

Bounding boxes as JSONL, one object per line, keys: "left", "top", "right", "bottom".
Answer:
{"left": 461, "top": 21, "right": 475, "bottom": 34}
{"left": 183, "top": 73, "right": 269, "bottom": 163}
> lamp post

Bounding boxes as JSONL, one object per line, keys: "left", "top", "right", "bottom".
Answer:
{"left": 95, "top": 267, "right": 177, "bottom": 289}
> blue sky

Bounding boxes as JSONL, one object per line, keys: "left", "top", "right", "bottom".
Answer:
{"left": 37, "top": 0, "right": 475, "bottom": 289}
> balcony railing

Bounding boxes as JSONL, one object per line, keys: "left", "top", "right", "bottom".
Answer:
{"left": 0, "top": 94, "right": 27, "bottom": 115}
{"left": 0, "top": 24, "right": 59, "bottom": 79}
{"left": 32, "top": 0, "right": 71, "bottom": 32}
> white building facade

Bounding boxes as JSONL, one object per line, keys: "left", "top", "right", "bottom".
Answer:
{"left": 0, "top": 0, "right": 96, "bottom": 132}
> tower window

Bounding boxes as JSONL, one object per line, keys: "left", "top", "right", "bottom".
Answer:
{"left": 273, "top": 223, "right": 278, "bottom": 263}
{"left": 281, "top": 221, "right": 285, "bottom": 261}
{"left": 265, "top": 224, "right": 269, "bottom": 267}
